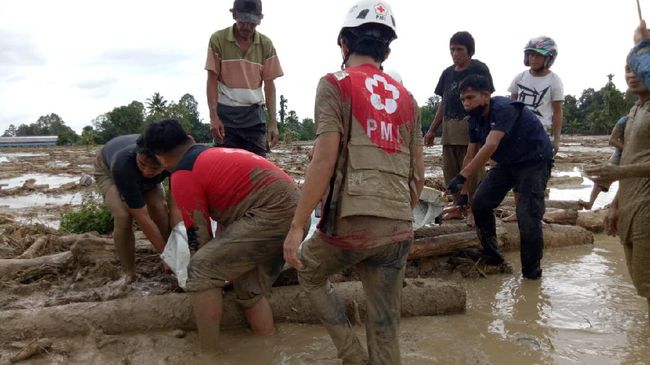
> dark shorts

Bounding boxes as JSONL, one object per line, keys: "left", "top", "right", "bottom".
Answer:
{"left": 214, "top": 124, "right": 268, "bottom": 157}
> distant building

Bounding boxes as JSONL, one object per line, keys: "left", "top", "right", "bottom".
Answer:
{"left": 0, "top": 136, "right": 58, "bottom": 147}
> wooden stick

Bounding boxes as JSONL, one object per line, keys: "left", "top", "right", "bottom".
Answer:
{"left": 638, "top": 0, "right": 644, "bottom": 22}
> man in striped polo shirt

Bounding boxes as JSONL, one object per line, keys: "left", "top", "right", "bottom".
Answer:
{"left": 205, "top": 0, "right": 283, "bottom": 157}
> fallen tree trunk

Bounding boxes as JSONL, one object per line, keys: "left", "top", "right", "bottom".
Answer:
{"left": 577, "top": 209, "right": 607, "bottom": 233}
{"left": 0, "top": 278, "right": 465, "bottom": 341}
{"left": 0, "top": 251, "right": 73, "bottom": 279}
{"left": 542, "top": 209, "right": 578, "bottom": 225}
{"left": 499, "top": 223, "right": 593, "bottom": 251}
{"left": 17, "top": 236, "right": 49, "bottom": 259}
{"left": 414, "top": 223, "right": 473, "bottom": 239}
{"left": 500, "top": 198, "right": 582, "bottom": 211}
{"left": 410, "top": 227, "right": 505, "bottom": 259}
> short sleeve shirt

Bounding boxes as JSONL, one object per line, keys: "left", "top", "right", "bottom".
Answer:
{"left": 101, "top": 135, "right": 169, "bottom": 209}
{"left": 435, "top": 59, "right": 494, "bottom": 145}
{"left": 468, "top": 96, "right": 553, "bottom": 165}
{"left": 205, "top": 25, "right": 283, "bottom": 108}
{"left": 508, "top": 70, "right": 564, "bottom": 129}
{"left": 171, "top": 146, "right": 296, "bottom": 249}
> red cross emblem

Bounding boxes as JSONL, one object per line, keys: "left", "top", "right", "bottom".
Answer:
{"left": 365, "top": 74, "right": 399, "bottom": 114}
{"left": 375, "top": 3, "right": 386, "bottom": 15}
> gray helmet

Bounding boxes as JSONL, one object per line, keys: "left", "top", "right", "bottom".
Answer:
{"left": 524, "top": 36, "right": 558, "bottom": 68}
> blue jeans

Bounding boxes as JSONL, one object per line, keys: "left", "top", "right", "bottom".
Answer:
{"left": 298, "top": 235, "right": 412, "bottom": 365}
{"left": 472, "top": 159, "right": 552, "bottom": 277}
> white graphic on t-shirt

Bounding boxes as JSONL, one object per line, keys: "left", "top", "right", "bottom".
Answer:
{"left": 516, "top": 83, "right": 550, "bottom": 118}
{"left": 365, "top": 74, "right": 400, "bottom": 114}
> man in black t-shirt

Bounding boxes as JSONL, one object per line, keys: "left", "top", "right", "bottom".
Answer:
{"left": 424, "top": 31, "right": 494, "bottom": 225}
{"left": 93, "top": 134, "right": 175, "bottom": 281}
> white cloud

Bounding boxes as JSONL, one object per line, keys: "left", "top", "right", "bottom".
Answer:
{"left": 0, "top": 0, "right": 642, "bottom": 134}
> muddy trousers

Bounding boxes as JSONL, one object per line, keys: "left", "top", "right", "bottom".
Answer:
{"left": 298, "top": 236, "right": 412, "bottom": 365}
{"left": 471, "top": 159, "right": 551, "bottom": 278}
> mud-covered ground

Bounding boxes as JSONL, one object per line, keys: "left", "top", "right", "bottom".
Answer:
{"left": 0, "top": 136, "right": 617, "bottom": 364}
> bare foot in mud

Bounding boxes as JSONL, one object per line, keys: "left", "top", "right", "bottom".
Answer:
{"left": 502, "top": 213, "right": 518, "bottom": 222}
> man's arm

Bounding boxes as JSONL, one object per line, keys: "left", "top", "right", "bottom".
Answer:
{"left": 207, "top": 70, "right": 224, "bottom": 140}
{"left": 424, "top": 101, "right": 444, "bottom": 146}
{"left": 460, "top": 131, "right": 505, "bottom": 178}
{"left": 128, "top": 208, "right": 167, "bottom": 253}
{"left": 604, "top": 191, "right": 619, "bottom": 236}
{"left": 510, "top": 92, "right": 518, "bottom": 100}
{"left": 412, "top": 148, "right": 425, "bottom": 207}
{"left": 283, "top": 132, "right": 340, "bottom": 269}
{"left": 585, "top": 162, "right": 650, "bottom": 180}
{"left": 551, "top": 100, "right": 563, "bottom": 155}
{"left": 264, "top": 79, "right": 279, "bottom": 148}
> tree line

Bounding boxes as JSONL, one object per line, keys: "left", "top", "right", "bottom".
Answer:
{"left": 1, "top": 75, "right": 638, "bottom": 145}
{"left": 419, "top": 74, "right": 638, "bottom": 136}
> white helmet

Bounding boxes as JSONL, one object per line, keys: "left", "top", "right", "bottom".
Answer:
{"left": 340, "top": 1, "right": 397, "bottom": 39}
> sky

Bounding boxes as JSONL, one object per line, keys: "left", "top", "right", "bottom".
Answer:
{"left": 0, "top": 0, "right": 642, "bottom": 134}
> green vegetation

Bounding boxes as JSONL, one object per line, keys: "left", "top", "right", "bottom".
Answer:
{"left": 60, "top": 196, "right": 113, "bottom": 234}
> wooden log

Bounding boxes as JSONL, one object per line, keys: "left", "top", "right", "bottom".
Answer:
{"left": 500, "top": 198, "right": 582, "bottom": 211}
{"left": 410, "top": 227, "right": 506, "bottom": 259}
{"left": 542, "top": 209, "right": 578, "bottom": 225}
{"left": 414, "top": 223, "right": 473, "bottom": 239}
{"left": 410, "top": 231, "right": 479, "bottom": 259}
{"left": 0, "top": 251, "right": 73, "bottom": 279}
{"left": 0, "top": 278, "right": 465, "bottom": 341}
{"left": 16, "top": 236, "right": 49, "bottom": 259}
{"left": 499, "top": 223, "right": 593, "bottom": 251}
{"left": 577, "top": 209, "right": 607, "bottom": 233}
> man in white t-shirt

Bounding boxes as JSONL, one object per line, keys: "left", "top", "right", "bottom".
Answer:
{"left": 509, "top": 36, "right": 564, "bottom": 155}
{"left": 504, "top": 36, "right": 563, "bottom": 222}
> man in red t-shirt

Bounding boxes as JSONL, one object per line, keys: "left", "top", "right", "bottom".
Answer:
{"left": 143, "top": 119, "right": 305, "bottom": 351}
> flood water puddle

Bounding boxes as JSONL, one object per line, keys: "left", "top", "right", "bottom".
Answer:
{"left": 202, "top": 236, "right": 648, "bottom": 364}
{"left": 549, "top": 167, "right": 618, "bottom": 210}
{"left": 0, "top": 173, "right": 77, "bottom": 189}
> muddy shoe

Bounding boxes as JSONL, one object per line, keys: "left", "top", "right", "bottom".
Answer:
{"left": 458, "top": 248, "right": 505, "bottom": 266}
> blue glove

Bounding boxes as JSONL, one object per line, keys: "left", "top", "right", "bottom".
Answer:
{"left": 447, "top": 174, "right": 466, "bottom": 194}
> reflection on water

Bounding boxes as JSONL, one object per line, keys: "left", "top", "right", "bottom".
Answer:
{"left": 0, "top": 173, "right": 77, "bottom": 189}
{"left": 550, "top": 167, "right": 618, "bottom": 210}
{"left": 0, "top": 192, "right": 82, "bottom": 208}
{"left": 206, "top": 235, "right": 649, "bottom": 364}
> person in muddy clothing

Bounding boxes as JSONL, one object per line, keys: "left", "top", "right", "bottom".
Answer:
{"left": 143, "top": 119, "right": 305, "bottom": 351}
{"left": 283, "top": 1, "right": 424, "bottom": 363}
{"left": 205, "top": 0, "right": 283, "bottom": 156}
{"left": 93, "top": 134, "right": 173, "bottom": 281}
{"left": 581, "top": 115, "right": 627, "bottom": 210}
{"left": 423, "top": 31, "right": 494, "bottom": 225}
{"left": 447, "top": 74, "right": 553, "bottom": 280}
{"left": 586, "top": 21, "right": 650, "bottom": 314}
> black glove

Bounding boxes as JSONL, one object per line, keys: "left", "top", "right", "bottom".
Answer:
{"left": 447, "top": 174, "right": 466, "bottom": 194}
{"left": 457, "top": 193, "right": 469, "bottom": 208}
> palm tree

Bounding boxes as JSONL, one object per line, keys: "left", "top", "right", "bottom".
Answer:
{"left": 146, "top": 92, "right": 168, "bottom": 116}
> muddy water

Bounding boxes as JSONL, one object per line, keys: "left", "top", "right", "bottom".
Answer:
{"left": 37, "top": 235, "right": 648, "bottom": 365}
{"left": 210, "top": 235, "right": 649, "bottom": 365}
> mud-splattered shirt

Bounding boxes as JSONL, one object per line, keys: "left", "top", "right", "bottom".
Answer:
{"left": 314, "top": 65, "right": 423, "bottom": 250}
{"left": 170, "top": 146, "right": 297, "bottom": 251}
{"left": 619, "top": 101, "right": 650, "bottom": 244}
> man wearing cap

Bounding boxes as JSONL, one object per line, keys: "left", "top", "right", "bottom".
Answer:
{"left": 205, "top": 0, "right": 283, "bottom": 157}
